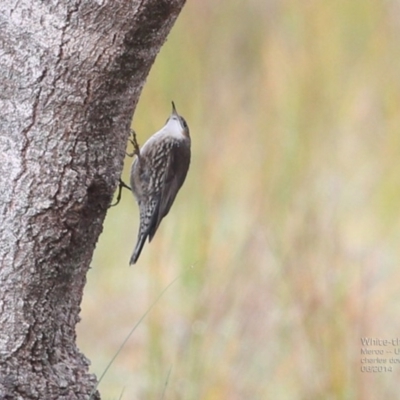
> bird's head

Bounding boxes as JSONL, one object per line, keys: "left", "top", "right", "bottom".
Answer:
{"left": 165, "top": 101, "right": 190, "bottom": 139}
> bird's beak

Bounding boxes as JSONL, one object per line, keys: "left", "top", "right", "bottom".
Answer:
{"left": 171, "top": 101, "right": 178, "bottom": 116}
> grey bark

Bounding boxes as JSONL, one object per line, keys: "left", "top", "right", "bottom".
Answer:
{"left": 0, "top": 0, "right": 185, "bottom": 398}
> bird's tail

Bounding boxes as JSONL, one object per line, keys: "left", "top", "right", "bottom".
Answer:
{"left": 130, "top": 201, "right": 159, "bottom": 265}
{"left": 129, "top": 231, "right": 148, "bottom": 265}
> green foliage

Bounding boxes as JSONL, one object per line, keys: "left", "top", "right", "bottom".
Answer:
{"left": 78, "top": 1, "right": 400, "bottom": 398}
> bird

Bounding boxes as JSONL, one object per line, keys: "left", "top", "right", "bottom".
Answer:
{"left": 129, "top": 102, "right": 191, "bottom": 265}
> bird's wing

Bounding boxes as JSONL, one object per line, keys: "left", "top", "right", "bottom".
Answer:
{"left": 148, "top": 142, "right": 190, "bottom": 241}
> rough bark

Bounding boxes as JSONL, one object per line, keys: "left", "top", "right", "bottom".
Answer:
{"left": 0, "top": 0, "right": 185, "bottom": 398}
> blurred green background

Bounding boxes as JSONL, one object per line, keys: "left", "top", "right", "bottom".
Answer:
{"left": 77, "top": 0, "right": 400, "bottom": 398}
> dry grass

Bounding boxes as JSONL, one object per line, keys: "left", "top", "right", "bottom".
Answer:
{"left": 77, "top": 1, "right": 400, "bottom": 399}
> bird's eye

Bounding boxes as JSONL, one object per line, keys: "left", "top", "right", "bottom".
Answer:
{"left": 180, "top": 117, "right": 188, "bottom": 129}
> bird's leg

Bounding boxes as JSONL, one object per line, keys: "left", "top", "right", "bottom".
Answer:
{"left": 126, "top": 129, "right": 141, "bottom": 158}
{"left": 112, "top": 130, "right": 139, "bottom": 207}
{"left": 110, "top": 179, "right": 132, "bottom": 207}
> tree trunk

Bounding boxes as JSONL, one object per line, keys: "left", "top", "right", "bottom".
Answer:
{"left": 0, "top": 0, "right": 185, "bottom": 398}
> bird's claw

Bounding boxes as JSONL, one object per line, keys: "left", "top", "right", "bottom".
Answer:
{"left": 126, "top": 129, "right": 141, "bottom": 158}
{"left": 110, "top": 179, "right": 132, "bottom": 207}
